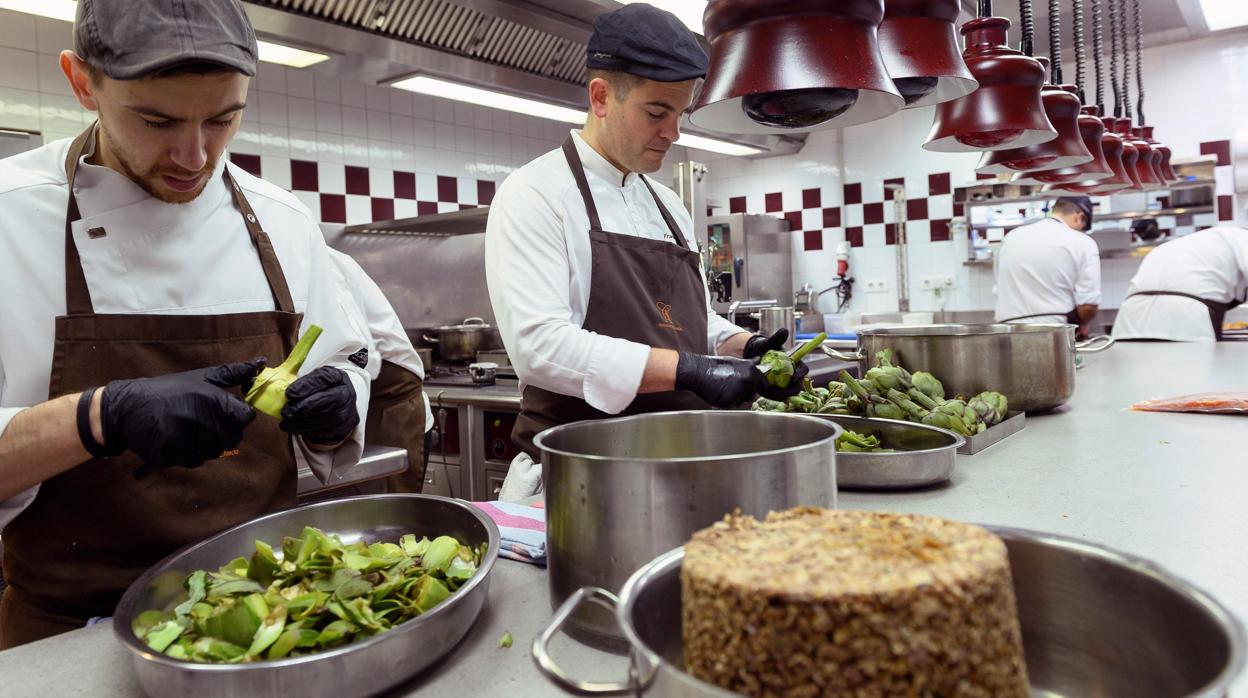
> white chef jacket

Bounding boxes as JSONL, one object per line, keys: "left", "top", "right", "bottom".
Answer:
{"left": 994, "top": 217, "right": 1102, "bottom": 324}
{"left": 1113, "top": 225, "right": 1248, "bottom": 342}
{"left": 484, "top": 130, "right": 744, "bottom": 415}
{"left": 0, "top": 135, "right": 372, "bottom": 529}
{"left": 328, "top": 249, "right": 434, "bottom": 431}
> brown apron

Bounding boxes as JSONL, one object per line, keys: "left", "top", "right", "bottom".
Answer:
{"left": 1125, "top": 290, "right": 1244, "bottom": 341}
{"left": 512, "top": 136, "right": 711, "bottom": 458}
{"left": 366, "top": 360, "right": 427, "bottom": 493}
{"left": 0, "top": 125, "right": 300, "bottom": 648}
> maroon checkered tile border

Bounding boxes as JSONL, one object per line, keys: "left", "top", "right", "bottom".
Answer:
{"left": 229, "top": 153, "right": 495, "bottom": 225}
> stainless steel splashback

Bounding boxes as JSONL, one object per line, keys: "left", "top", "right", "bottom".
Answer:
{"left": 323, "top": 208, "right": 495, "bottom": 332}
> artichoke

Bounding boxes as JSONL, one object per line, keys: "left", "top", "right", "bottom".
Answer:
{"left": 969, "top": 391, "right": 1009, "bottom": 426}
{"left": 906, "top": 387, "right": 942, "bottom": 411}
{"left": 912, "top": 371, "right": 945, "bottom": 402}
{"left": 836, "top": 429, "right": 882, "bottom": 452}
{"left": 759, "top": 350, "right": 796, "bottom": 389}
{"left": 885, "top": 388, "right": 931, "bottom": 420}
{"left": 922, "top": 411, "right": 973, "bottom": 436}
{"left": 751, "top": 397, "right": 788, "bottom": 412}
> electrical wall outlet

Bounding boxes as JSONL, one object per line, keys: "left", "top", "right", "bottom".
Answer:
{"left": 865, "top": 279, "right": 888, "bottom": 293}
{"left": 922, "top": 275, "right": 956, "bottom": 289}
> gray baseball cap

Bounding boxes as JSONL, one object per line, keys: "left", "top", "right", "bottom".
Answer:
{"left": 74, "top": 0, "right": 259, "bottom": 80}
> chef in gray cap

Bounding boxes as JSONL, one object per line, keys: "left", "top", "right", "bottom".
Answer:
{"left": 485, "top": 3, "right": 803, "bottom": 500}
{"left": 994, "top": 196, "right": 1103, "bottom": 340}
{"left": 0, "top": 0, "right": 375, "bottom": 647}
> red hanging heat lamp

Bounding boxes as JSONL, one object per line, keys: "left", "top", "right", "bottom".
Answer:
{"left": 1057, "top": 0, "right": 1128, "bottom": 193}
{"left": 1062, "top": 116, "right": 1129, "bottom": 194}
{"left": 1130, "top": 126, "right": 1166, "bottom": 188}
{"left": 1144, "top": 125, "right": 1179, "bottom": 181}
{"left": 1111, "top": 117, "right": 1143, "bottom": 190}
{"left": 877, "top": 0, "right": 978, "bottom": 108}
{"left": 975, "top": 60, "right": 1092, "bottom": 175}
{"left": 1026, "top": 104, "right": 1111, "bottom": 184}
{"left": 924, "top": 0, "right": 1055, "bottom": 152}
{"left": 689, "top": 0, "right": 904, "bottom": 135}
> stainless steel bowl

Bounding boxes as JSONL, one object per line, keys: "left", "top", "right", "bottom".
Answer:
{"left": 826, "top": 324, "right": 1114, "bottom": 412}
{"left": 114, "top": 495, "right": 500, "bottom": 698}
{"left": 535, "top": 410, "right": 839, "bottom": 648}
{"left": 536, "top": 526, "right": 1245, "bottom": 697}
{"left": 812, "top": 414, "right": 963, "bottom": 490}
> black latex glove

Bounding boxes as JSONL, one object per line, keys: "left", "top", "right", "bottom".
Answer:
{"left": 742, "top": 329, "right": 790, "bottom": 360}
{"left": 280, "top": 366, "right": 360, "bottom": 445}
{"left": 674, "top": 352, "right": 809, "bottom": 408}
{"left": 101, "top": 358, "right": 266, "bottom": 479}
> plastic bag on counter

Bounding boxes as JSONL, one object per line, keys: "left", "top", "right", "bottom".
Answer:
{"left": 1130, "top": 392, "right": 1248, "bottom": 415}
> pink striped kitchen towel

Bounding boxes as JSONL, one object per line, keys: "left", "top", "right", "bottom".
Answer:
{"left": 470, "top": 500, "right": 546, "bottom": 565}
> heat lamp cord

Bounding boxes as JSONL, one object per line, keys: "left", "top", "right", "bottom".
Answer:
{"left": 1119, "top": 0, "right": 1133, "bottom": 120}
{"left": 1048, "top": 0, "right": 1063, "bottom": 84}
{"left": 1133, "top": 0, "right": 1146, "bottom": 125}
{"left": 1092, "top": 0, "right": 1105, "bottom": 113}
{"left": 1107, "top": 0, "right": 1122, "bottom": 117}
{"left": 1019, "top": 0, "right": 1035, "bottom": 56}
{"left": 1072, "top": 0, "right": 1086, "bottom": 102}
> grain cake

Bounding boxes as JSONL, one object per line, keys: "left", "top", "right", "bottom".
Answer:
{"left": 681, "top": 508, "right": 1029, "bottom": 697}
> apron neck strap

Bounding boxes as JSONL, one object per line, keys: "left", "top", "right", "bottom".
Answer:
{"left": 561, "top": 136, "right": 603, "bottom": 232}
{"left": 61, "top": 124, "right": 296, "bottom": 315}
{"left": 638, "top": 175, "right": 690, "bottom": 249}
{"left": 561, "top": 135, "right": 690, "bottom": 249}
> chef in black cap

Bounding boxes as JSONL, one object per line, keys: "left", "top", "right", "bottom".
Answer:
{"left": 994, "top": 196, "right": 1102, "bottom": 339}
{"left": 0, "top": 0, "right": 380, "bottom": 647}
{"left": 485, "top": 3, "right": 804, "bottom": 499}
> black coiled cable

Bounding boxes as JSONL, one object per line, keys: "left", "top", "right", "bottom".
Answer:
{"left": 1133, "top": 0, "right": 1146, "bottom": 124}
{"left": 1120, "top": 0, "right": 1133, "bottom": 119}
{"left": 1108, "top": 0, "right": 1122, "bottom": 117}
{"left": 1019, "top": 0, "right": 1035, "bottom": 56}
{"left": 1048, "top": 0, "right": 1062, "bottom": 84}
{"left": 1092, "top": 0, "right": 1104, "bottom": 112}
{"left": 1073, "top": 0, "right": 1086, "bottom": 103}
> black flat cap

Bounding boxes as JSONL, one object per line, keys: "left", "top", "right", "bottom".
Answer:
{"left": 1055, "top": 196, "right": 1094, "bottom": 230}
{"left": 586, "top": 4, "right": 708, "bottom": 82}
{"left": 75, "top": 0, "right": 258, "bottom": 80}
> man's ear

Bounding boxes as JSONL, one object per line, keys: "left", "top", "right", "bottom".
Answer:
{"left": 60, "top": 51, "right": 100, "bottom": 113}
{"left": 588, "top": 77, "right": 612, "bottom": 119}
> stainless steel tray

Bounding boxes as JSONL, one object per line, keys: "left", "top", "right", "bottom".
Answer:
{"left": 113, "top": 494, "right": 500, "bottom": 698}
{"left": 959, "top": 410, "right": 1026, "bottom": 455}
{"left": 811, "top": 414, "right": 963, "bottom": 490}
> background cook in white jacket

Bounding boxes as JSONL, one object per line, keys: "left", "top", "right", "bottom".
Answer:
{"left": 328, "top": 249, "right": 434, "bottom": 463}
{"left": 994, "top": 197, "right": 1102, "bottom": 339}
{"left": 1112, "top": 225, "right": 1248, "bottom": 342}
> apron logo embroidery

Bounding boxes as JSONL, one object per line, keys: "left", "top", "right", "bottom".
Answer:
{"left": 87, "top": 227, "right": 106, "bottom": 239}
{"left": 348, "top": 348, "right": 369, "bottom": 368}
{"left": 655, "top": 301, "right": 683, "bottom": 332}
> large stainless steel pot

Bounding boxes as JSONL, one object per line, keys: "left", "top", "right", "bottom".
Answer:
{"left": 533, "top": 410, "right": 840, "bottom": 648}
{"left": 114, "top": 495, "right": 500, "bottom": 698}
{"left": 422, "top": 317, "right": 500, "bottom": 362}
{"left": 535, "top": 526, "right": 1246, "bottom": 697}
{"left": 826, "top": 324, "right": 1114, "bottom": 412}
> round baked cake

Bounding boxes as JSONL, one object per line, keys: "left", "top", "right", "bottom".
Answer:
{"left": 681, "top": 508, "right": 1029, "bottom": 697}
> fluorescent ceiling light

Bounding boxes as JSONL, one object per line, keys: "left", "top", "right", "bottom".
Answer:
{"left": 256, "top": 41, "right": 330, "bottom": 68}
{"left": 391, "top": 74, "right": 760, "bottom": 156}
{"left": 677, "top": 132, "right": 761, "bottom": 156}
{"left": 615, "top": 0, "right": 707, "bottom": 35}
{"left": 1, "top": 3, "right": 332, "bottom": 69}
{"left": 1199, "top": 0, "right": 1248, "bottom": 31}
{"left": 0, "top": 0, "right": 76, "bottom": 21}
{"left": 392, "top": 75, "right": 587, "bottom": 123}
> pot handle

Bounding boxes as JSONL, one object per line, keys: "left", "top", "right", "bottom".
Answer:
{"left": 422, "top": 335, "right": 440, "bottom": 344}
{"left": 532, "top": 587, "right": 633, "bottom": 696}
{"left": 821, "top": 345, "right": 864, "bottom": 362}
{"left": 462, "top": 317, "right": 486, "bottom": 326}
{"left": 1075, "top": 335, "right": 1115, "bottom": 353}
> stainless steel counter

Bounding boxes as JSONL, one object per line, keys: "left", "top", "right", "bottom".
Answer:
{"left": 2, "top": 342, "right": 1246, "bottom": 696}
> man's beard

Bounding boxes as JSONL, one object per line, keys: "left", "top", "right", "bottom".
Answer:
{"left": 107, "top": 139, "right": 216, "bottom": 205}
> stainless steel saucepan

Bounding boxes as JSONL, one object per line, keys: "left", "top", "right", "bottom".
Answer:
{"left": 422, "top": 317, "right": 501, "bottom": 362}
{"left": 534, "top": 410, "right": 840, "bottom": 649}
{"left": 535, "top": 526, "right": 1245, "bottom": 697}
{"left": 824, "top": 324, "right": 1114, "bottom": 412}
